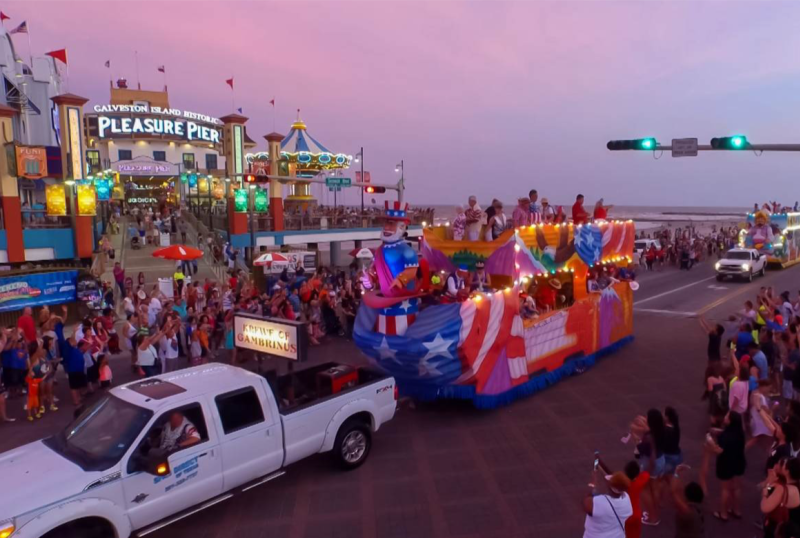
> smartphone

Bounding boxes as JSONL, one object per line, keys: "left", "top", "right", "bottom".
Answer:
{"left": 593, "top": 450, "right": 600, "bottom": 470}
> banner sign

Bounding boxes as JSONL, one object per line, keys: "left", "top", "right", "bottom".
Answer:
{"left": 0, "top": 270, "right": 78, "bottom": 312}
{"left": 234, "top": 314, "right": 307, "bottom": 361}
{"left": 234, "top": 189, "right": 248, "bottom": 212}
{"left": 254, "top": 188, "right": 268, "bottom": 213}
{"left": 15, "top": 146, "right": 48, "bottom": 179}
{"left": 116, "top": 160, "right": 178, "bottom": 176}
{"left": 46, "top": 184, "right": 67, "bottom": 216}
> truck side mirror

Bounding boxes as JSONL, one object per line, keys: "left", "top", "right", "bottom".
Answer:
{"left": 143, "top": 450, "right": 171, "bottom": 477}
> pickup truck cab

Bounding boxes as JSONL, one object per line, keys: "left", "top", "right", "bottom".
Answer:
{"left": 0, "top": 362, "right": 396, "bottom": 538}
{"left": 715, "top": 248, "right": 767, "bottom": 282}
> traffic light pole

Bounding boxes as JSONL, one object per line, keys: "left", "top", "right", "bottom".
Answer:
{"left": 653, "top": 143, "right": 800, "bottom": 152}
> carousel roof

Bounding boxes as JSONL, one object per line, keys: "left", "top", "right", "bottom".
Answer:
{"left": 280, "top": 113, "right": 333, "bottom": 155}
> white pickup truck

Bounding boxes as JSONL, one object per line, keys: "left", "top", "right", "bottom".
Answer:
{"left": 0, "top": 362, "right": 397, "bottom": 538}
{"left": 715, "top": 248, "right": 767, "bottom": 282}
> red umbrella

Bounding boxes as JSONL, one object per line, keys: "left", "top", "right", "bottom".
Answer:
{"left": 253, "top": 252, "right": 292, "bottom": 266}
{"left": 152, "top": 244, "right": 203, "bottom": 261}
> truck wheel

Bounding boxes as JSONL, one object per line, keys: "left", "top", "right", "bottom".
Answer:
{"left": 42, "top": 518, "right": 114, "bottom": 538}
{"left": 748, "top": 271, "right": 753, "bottom": 282}
{"left": 761, "top": 267, "right": 766, "bottom": 277}
{"left": 333, "top": 421, "right": 371, "bottom": 470}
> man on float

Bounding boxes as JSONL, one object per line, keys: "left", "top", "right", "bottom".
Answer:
{"left": 444, "top": 264, "right": 470, "bottom": 302}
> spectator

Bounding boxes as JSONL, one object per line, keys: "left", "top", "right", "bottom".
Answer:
{"left": 113, "top": 262, "right": 126, "bottom": 298}
{"left": 709, "top": 411, "right": 746, "bottom": 522}
{"left": 582, "top": 471, "right": 632, "bottom": 538}
{"left": 17, "top": 306, "right": 36, "bottom": 344}
{"left": 488, "top": 200, "right": 508, "bottom": 241}
{"left": 593, "top": 198, "right": 613, "bottom": 221}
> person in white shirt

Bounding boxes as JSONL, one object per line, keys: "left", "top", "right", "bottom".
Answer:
{"left": 147, "top": 296, "right": 162, "bottom": 328}
{"left": 159, "top": 329, "right": 180, "bottom": 373}
{"left": 159, "top": 411, "right": 201, "bottom": 452}
{"left": 583, "top": 471, "right": 632, "bottom": 538}
{"left": 464, "top": 196, "right": 483, "bottom": 242}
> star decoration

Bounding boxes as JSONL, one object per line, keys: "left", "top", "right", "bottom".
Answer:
{"left": 399, "top": 300, "right": 413, "bottom": 312}
{"left": 373, "top": 337, "right": 397, "bottom": 361}
{"left": 421, "top": 332, "right": 454, "bottom": 361}
{"left": 418, "top": 354, "right": 443, "bottom": 377}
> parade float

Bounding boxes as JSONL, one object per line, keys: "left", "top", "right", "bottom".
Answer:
{"left": 353, "top": 203, "right": 636, "bottom": 408}
{"left": 743, "top": 210, "right": 800, "bottom": 268}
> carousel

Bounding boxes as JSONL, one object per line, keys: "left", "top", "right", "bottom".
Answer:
{"left": 246, "top": 111, "right": 352, "bottom": 211}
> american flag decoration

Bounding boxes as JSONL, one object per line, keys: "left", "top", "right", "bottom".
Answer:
{"left": 384, "top": 201, "right": 410, "bottom": 221}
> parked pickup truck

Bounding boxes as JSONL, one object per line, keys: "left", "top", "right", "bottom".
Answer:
{"left": 715, "top": 248, "right": 767, "bottom": 282}
{"left": 0, "top": 362, "right": 396, "bottom": 538}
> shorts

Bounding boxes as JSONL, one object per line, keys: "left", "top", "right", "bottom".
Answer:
{"left": 67, "top": 371, "right": 87, "bottom": 390}
{"left": 639, "top": 454, "right": 666, "bottom": 478}
{"left": 664, "top": 452, "right": 684, "bottom": 475}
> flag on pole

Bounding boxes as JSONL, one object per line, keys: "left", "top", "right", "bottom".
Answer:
{"left": 225, "top": 78, "right": 234, "bottom": 89}
{"left": 9, "top": 20, "right": 27, "bottom": 34}
{"left": 104, "top": 60, "right": 110, "bottom": 68}
{"left": 0, "top": 12, "right": 11, "bottom": 22}
{"left": 237, "top": 107, "right": 243, "bottom": 114}
{"left": 157, "top": 65, "right": 165, "bottom": 73}
{"left": 269, "top": 99, "right": 275, "bottom": 106}
{"left": 45, "top": 49, "right": 67, "bottom": 64}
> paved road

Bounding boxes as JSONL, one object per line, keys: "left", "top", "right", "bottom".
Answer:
{"left": 2, "top": 255, "right": 795, "bottom": 538}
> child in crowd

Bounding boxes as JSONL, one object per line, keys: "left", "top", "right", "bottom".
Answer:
{"left": 98, "top": 354, "right": 112, "bottom": 389}
{"left": 26, "top": 347, "right": 47, "bottom": 421}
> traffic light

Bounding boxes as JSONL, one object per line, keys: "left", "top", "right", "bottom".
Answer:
{"left": 710, "top": 136, "right": 748, "bottom": 150}
{"left": 246, "top": 174, "right": 256, "bottom": 183}
{"left": 365, "top": 186, "right": 386, "bottom": 194}
{"left": 606, "top": 138, "right": 658, "bottom": 151}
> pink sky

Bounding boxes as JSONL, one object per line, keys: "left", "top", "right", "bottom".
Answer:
{"left": 8, "top": 1, "right": 800, "bottom": 207}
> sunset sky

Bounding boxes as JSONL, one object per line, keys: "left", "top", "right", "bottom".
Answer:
{"left": 8, "top": 1, "right": 800, "bottom": 207}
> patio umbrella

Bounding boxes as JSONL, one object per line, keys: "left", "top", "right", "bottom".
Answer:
{"left": 254, "top": 252, "right": 290, "bottom": 266}
{"left": 151, "top": 244, "right": 203, "bottom": 261}
{"left": 350, "top": 247, "right": 374, "bottom": 259}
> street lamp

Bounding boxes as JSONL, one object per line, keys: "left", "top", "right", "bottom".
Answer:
{"left": 355, "top": 147, "right": 364, "bottom": 218}
{"left": 395, "top": 160, "right": 404, "bottom": 204}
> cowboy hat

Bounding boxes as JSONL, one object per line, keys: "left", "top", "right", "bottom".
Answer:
{"left": 548, "top": 278, "right": 562, "bottom": 289}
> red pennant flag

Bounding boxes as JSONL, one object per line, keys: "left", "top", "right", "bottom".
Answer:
{"left": 269, "top": 99, "right": 275, "bottom": 106}
{"left": 46, "top": 49, "right": 67, "bottom": 65}
{"left": 225, "top": 78, "right": 234, "bottom": 90}
{"left": 0, "top": 12, "right": 10, "bottom": 22}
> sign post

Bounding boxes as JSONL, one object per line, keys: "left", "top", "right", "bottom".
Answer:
{"left": 671, "top": 138, "right": 698, "bottom": 158}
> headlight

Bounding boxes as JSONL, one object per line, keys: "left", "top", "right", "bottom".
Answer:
{"left": 0, "top": 520, "right": 16, "bottom": 538}
{"left": 742, "top": 263, "right": 750, "bottom": 271}
{"left": 715, "top": 262, "right": 721, "bottom": 270}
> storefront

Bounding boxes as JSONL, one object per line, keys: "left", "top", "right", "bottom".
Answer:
{"left": 84, "top": 83, "right": 237, "bottom": 210}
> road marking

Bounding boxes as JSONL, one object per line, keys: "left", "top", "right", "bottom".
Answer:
{"left": 708, "top": 285, "right": 728, "bottom": 290}
{"left": 634, "top": 308, "right": 697, "bottom": 317}
{"left": 633, "top": 276, "right": 717, "bottom": 306}
{"left": 696, "top": 282, "right": 761, "bottom": 316}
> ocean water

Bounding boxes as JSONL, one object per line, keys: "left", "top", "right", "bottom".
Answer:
{"left": 427, "top": 204, "right": 749, "bottom": 229}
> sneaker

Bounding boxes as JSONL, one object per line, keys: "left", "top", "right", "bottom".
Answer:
{"left": 3, "top": 417, "right": 16, "bottom": 422}
{"left": 621, "top": 434, "right": 632, "bottom": 444}
{"left": 27, "top": 416, "right": 34, "bottom": 422}
{"left": 38, "top": 406, "right": 45, "bottom": 415}
{"left": 50, "top": 405, "right": 59, "bottom": 412}
{"left": 35, "top": 413, "right": 43, "bottom": 419}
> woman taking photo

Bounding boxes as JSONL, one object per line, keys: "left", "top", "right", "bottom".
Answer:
{"left": 761, "top": 459, "right": 800, "bottom": 538}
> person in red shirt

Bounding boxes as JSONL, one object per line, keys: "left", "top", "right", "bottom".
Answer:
{"left": 572, "top": 194, "right": 589, "bottom": 224}
{"left": 593, "top": 198, "right": 614, "bottom": 221}
{"left": 17, "top": 307, "right": 37, "bottom": 343}
{"left": 597, "top": 459, "right": 649, "bottom": 538}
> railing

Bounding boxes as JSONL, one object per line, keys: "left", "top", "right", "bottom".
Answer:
{"left": 22, "top": 210, "right": 71, "bottom": 229}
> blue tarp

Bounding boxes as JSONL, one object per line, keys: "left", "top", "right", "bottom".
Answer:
{"left": 0, "top": 270, "right": 78, "bottom": 312}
